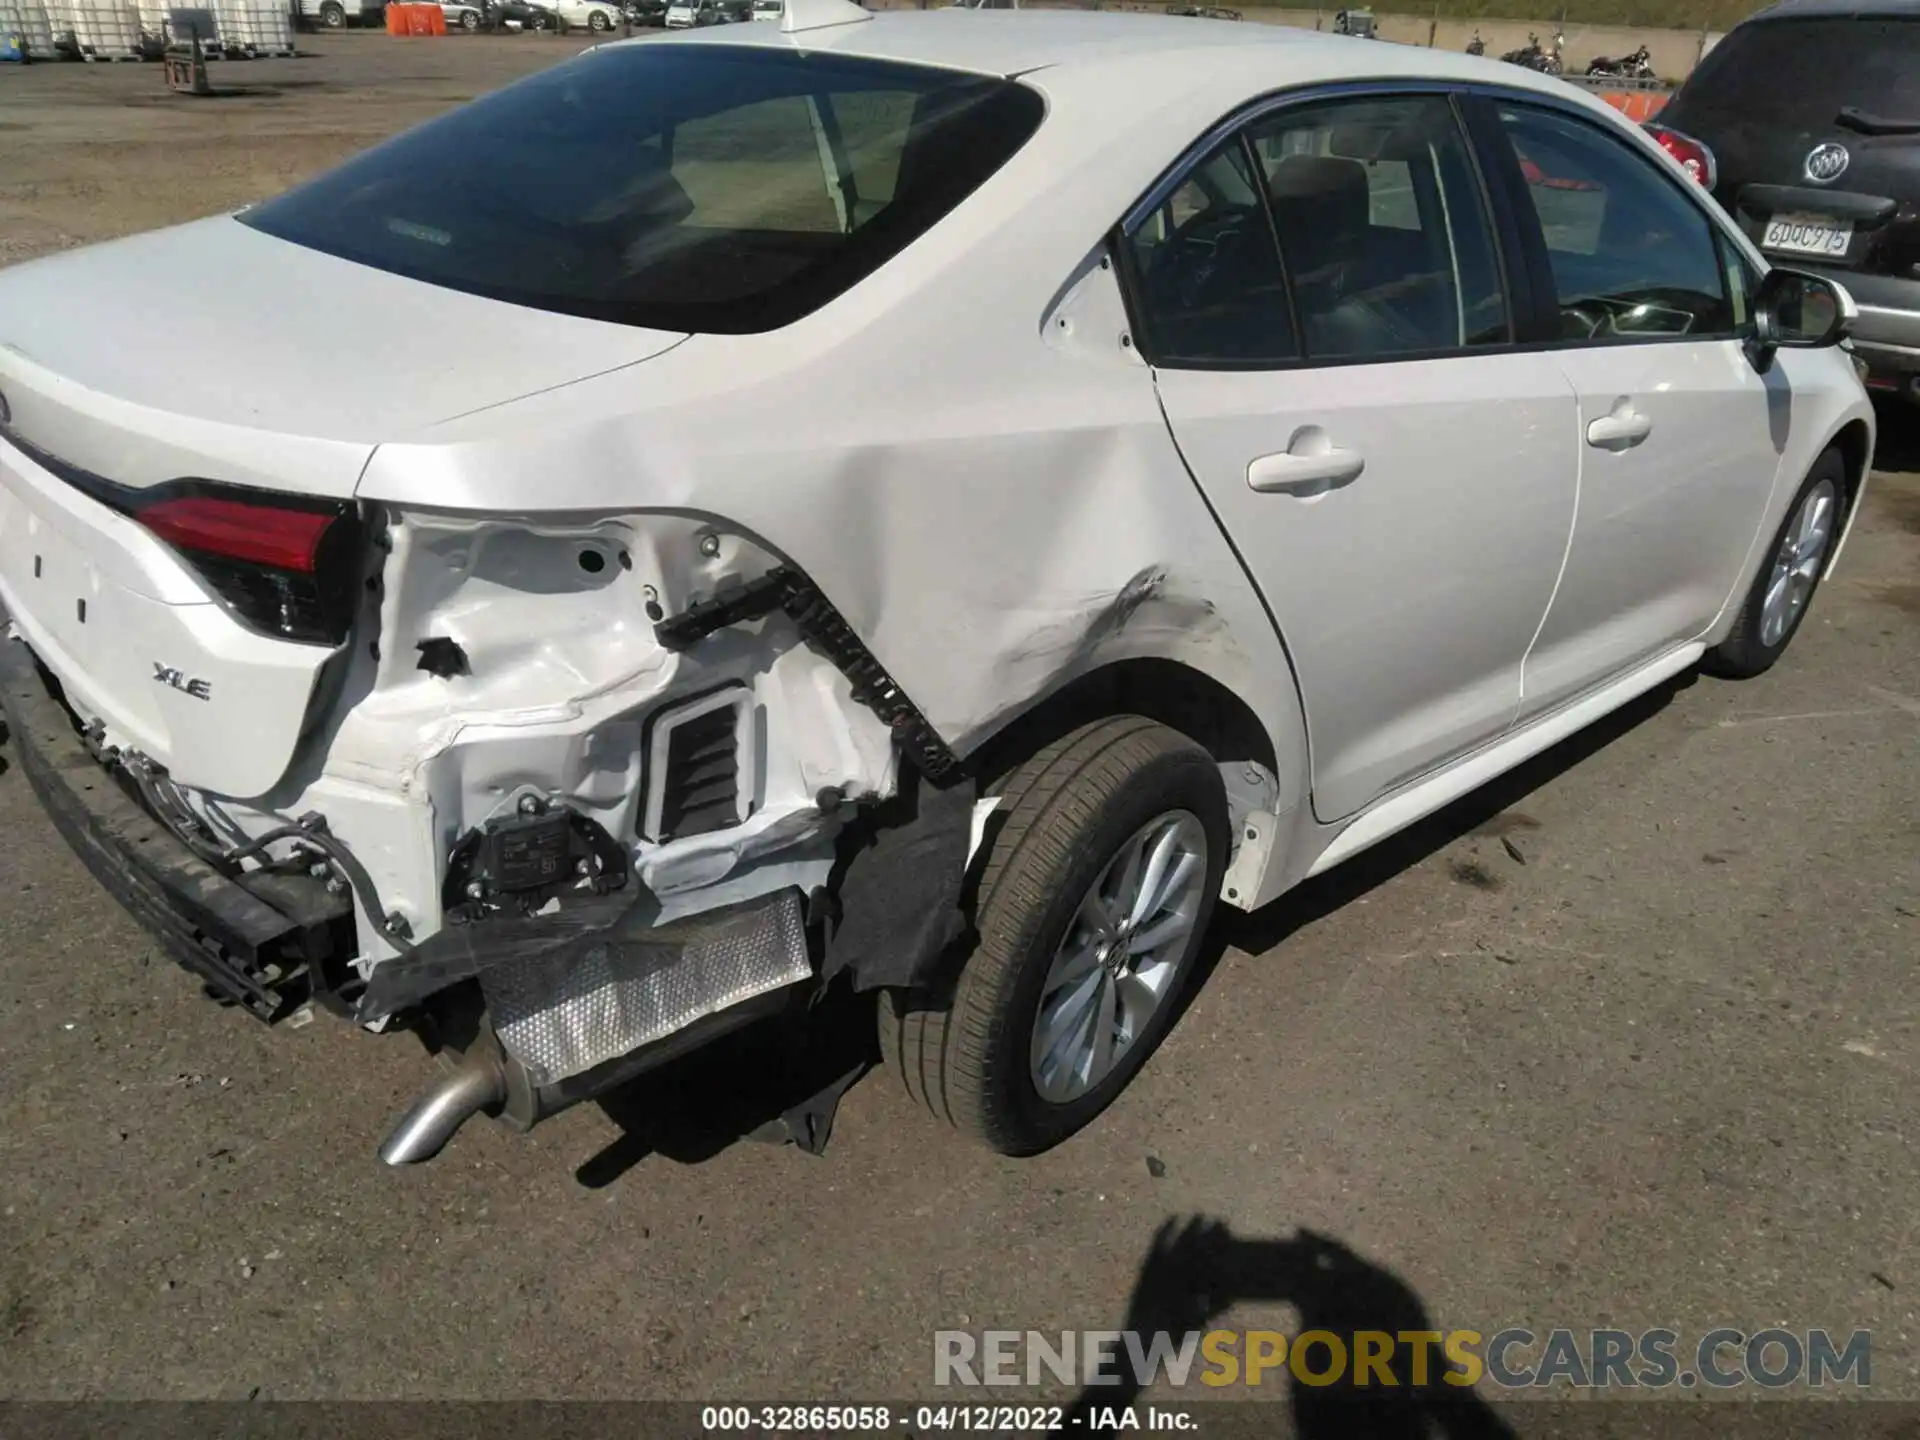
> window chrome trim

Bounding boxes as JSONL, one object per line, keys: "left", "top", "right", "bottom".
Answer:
{"left": 1122, "top": 78, "right": 1460, "bottom": 237}
{"left": 1114, "top": 75, "right": 1757, "bottom": 370}
{"left": 1120, "top": 77, "right": 1743, "bottom": 253}
{"left": 1119, "top": 80, "right": 1520, "bottom": 370}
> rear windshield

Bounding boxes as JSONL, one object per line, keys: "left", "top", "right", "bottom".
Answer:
{"left": 1675, "top": 17, "right": 1920, "bottom": 132}
{"left": 240, "top": 46, "right": 1043, "bottom": 333}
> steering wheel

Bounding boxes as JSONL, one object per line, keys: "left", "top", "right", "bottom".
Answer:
{"left": 1560, "top": 300, "right": 1613, "bottom": 341}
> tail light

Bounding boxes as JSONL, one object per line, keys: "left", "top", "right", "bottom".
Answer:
{"left": 125, "top": 485, "right": 365, "bottom": 646}
{"left": 1645, "top": 124, "right": 1717, "bottom": 190}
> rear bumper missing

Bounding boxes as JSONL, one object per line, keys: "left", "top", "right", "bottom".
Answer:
{"left": 0, "top": 629, "right": 351, "bottom": 1022}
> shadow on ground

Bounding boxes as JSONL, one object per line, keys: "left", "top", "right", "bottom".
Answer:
{"left": 573, "top": 984, "right": 878, "bottom": 1188}
{"left": 1186, "top": 672, "right": 1694, "bottom": 1026}
{"left": 1873, "top": 397, "right": 1920, "bottom": 476}
{"left": 1067, "top": 1217, "right": 1518, "bottom": 1440}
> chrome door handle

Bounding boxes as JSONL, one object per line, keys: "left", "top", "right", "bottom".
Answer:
{"left": 1247, "top": 445, "right": 1365, "bottom": 496}
{"left": 1585, "top": 408, "right": 1652, "bottom": 449}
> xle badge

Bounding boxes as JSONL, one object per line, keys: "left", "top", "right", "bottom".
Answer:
{"left": 154, "top": 663, "right": 211, "bottom": 700}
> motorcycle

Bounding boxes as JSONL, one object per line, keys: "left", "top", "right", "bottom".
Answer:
{"left": 1501, "top": 29, "right": 1563, "bottom": 74}
{"left": 1465, "top": 28, "right": 1485, "bottom": 55}
{"left": 1586, "top": 43, "right": 1654, "bottom": 80}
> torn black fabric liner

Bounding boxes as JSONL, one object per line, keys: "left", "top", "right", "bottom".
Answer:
{"left": 821, "top": 766, "right": 978, "bottom": 993}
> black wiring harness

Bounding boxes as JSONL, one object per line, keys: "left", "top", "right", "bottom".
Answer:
{"left": 110, "top": 745, "right": 417, "bottom": 953}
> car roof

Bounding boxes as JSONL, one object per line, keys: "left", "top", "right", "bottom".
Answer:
{"left": 609, "top": 8, "right": 1583, "bottom": 97}
{"left": 1740, "top": 0, "right": 1920, "bottom": 20}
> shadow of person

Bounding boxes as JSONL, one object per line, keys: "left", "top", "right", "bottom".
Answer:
{"left": 1068, "top": 1217, "right": 1518, "bottom": 1440}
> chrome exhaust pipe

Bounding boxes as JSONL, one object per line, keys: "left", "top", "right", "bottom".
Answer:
{"left": 378, "top": 1048, "right": 507, "bottom": 1166}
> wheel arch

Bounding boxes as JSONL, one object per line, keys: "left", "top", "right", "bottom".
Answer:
{"left": 1831, "top": 414, "right": 1873, "bottom": 514}
{"left": 1820, "top": 410, "right": 1876, "bottom": 579}
{"left": 962, "top": 656, "right": 1283, "bottom": 791}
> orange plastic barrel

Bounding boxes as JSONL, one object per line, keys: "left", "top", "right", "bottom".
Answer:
{"left": 1597, "top": 90, "right": 1673, "bottom": 123}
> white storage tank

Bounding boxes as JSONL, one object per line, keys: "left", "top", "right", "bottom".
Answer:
{"left": 212, "top": 0, "right": 291, "bottom": 51}
{"left": 134, "top": 0, "right": 170, "bottom": 39}
{"left": 51, "top": 0, "right": 143, "bottom": 54}
{"left": 0, "top": 0, "right": 59, "bottom": 56}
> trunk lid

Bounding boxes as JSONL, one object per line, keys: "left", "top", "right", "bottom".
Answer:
{"left": 0, "top": 218, "right": 685, "bottom": 798}
{"left": 0, "top": 216, "right": 685, "bottom": 496}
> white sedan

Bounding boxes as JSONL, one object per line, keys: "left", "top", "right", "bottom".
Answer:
{"left": 551, "top": 0, "right": 621, "bottom": 29}
{"left": 0, "top": 3, "right": 1872, "bottom": 1167}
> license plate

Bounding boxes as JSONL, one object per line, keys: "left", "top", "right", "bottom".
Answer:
{"left": 1761, "top": 213, "right": 1852, "bottom": 257}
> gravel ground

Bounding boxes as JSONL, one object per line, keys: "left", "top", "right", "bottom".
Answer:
{"left": 0, "top": 32, "right": 1916, "bottom": 1425}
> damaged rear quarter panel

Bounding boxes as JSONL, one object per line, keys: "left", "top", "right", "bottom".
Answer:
{"left": 354, "top": 84, "right": 1310, "bottom": 841}
{"left": 359, "top": 347, "right": 1308, "bottom": 826}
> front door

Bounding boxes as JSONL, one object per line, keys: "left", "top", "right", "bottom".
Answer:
{"left": 1136, "top": 92, "right": 1581, "bottom": 822}
{"left": 1482, "top": 100, "right": 1785, "bottom": 716}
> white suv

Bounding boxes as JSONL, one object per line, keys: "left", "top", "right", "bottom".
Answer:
{"left": 299, "top": 0, "right": 384, "bottom": 27}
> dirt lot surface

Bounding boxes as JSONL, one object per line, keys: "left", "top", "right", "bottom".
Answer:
{"left": 1, "top": 32, "right": 1917, "bottom": 1423}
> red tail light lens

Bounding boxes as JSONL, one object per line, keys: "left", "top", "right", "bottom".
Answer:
{"left": 1645, "top": 125, "right": 1717, "bottom": 189}
{"left": 128, "top": 486, "right": 364, "bottom": 647}
{"left": 136, "top": 496, "right": 336, "bottom": 573}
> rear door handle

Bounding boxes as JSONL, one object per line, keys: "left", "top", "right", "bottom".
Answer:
{"left": 1585, "top": 406, "right": 1653, "bottom": 450}
{"left": 1247, "top": 443, "right": 1365, "bottom": 496}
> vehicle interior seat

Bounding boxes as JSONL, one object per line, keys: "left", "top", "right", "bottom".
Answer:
{"left": 1267, "top": 152, "right": 1459, "bottom": 358}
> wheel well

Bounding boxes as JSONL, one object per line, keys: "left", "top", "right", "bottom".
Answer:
{"left": 963, "top": 658, "right": 1279, "bottom": 789}
{"left": 1832, "top": 418, "right": 1872, "bottom": 513}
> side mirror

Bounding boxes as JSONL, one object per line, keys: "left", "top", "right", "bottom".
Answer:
{"left": 1746, "top": 267, "right": 1856, "bottom": 373}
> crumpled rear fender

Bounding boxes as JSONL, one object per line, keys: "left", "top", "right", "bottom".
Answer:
{"left": 358, "top": 257, "right": 1311, "bottom": 844}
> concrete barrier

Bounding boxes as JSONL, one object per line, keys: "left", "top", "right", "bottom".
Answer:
{"left": 870, "top": 1, "right": 1724, "bottom": 81}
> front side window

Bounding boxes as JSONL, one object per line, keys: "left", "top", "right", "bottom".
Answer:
{"left": 1496, "top": 104, "right": 1733, "bottom": 341}
{"left": 239, "top": 47, "right": 1043, "bottom": 334}
{"left": 1246, "top": 94, "right": 1509, "bottom": 360}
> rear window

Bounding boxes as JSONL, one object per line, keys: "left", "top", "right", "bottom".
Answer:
{"left": 1675, "top": 17, "right": 1920, "bottom": 132}
{"left": 239, "top": 46, "right": 1043, "bottom": 333}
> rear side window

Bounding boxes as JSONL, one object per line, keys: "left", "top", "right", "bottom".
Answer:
{"left": 239, "top": 47, "right": 1042, "bottom": 333}
{"left": 1672, "top": 18, "right": 1920, "bottom": 133}
{"left": 1247, "top": 95, "right": 1509, "bottom": 359}
{"left": 1497, "top": 105, "right": 1733, "bottom": 341}
{"left": 1125, "top": 93, "right": 1509, "bottom": 369}
{"left": 1126, "top": 141, "right": 1298, "bottom": 365}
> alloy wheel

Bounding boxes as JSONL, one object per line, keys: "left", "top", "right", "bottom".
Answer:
{"left": 1029, "top": 809, "right": 1209, "bottom": 1105}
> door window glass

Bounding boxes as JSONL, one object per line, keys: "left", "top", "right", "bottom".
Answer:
{"left": 1125, "top": 140, "right": 1298, "bottom": 364}
{"left": 1497, "top": 105, "right": 1734, "bottom": 341}
{"left": 1247, "top": 95, "right": 1509, "bottom": 360}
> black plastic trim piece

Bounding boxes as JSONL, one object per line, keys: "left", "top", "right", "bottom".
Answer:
{"left": 653, "top": 567, "right": 962, "bottom": 785}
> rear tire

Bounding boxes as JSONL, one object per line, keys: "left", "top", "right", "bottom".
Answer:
{"left": 318, "top": 1, "right": 345, "bottom": 25}
{"left": 460, "top": 8, "right": 480, "bottom": 26}
{"left": 1704, "top": 446, "right": 1848, "bottom": 679}
{"left": 879, "top": 717, "right": 1227, "bottom": 1156}
{"left": 588, "top": 7, "right": 610, "bottom": 26}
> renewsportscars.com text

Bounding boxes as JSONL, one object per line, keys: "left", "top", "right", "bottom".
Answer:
{"left": 934, "top": 1327, "right": 1871, "bottom": 1391}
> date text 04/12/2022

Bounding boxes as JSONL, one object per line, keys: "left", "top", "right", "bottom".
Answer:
{"left": 699, "top": 1405, "right": 1193, "bottom": 1432}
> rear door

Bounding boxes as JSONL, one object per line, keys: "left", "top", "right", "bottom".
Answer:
{"left": 1476, "top": 98, "right": 1782, "bottom": 716}
{"left": 1140, "top": 92, "right": 1580, "bottom": 822}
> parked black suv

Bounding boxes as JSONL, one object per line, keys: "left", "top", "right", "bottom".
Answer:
{"left": 1660, "top": 0, "right": 1920, "bottom": 401}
